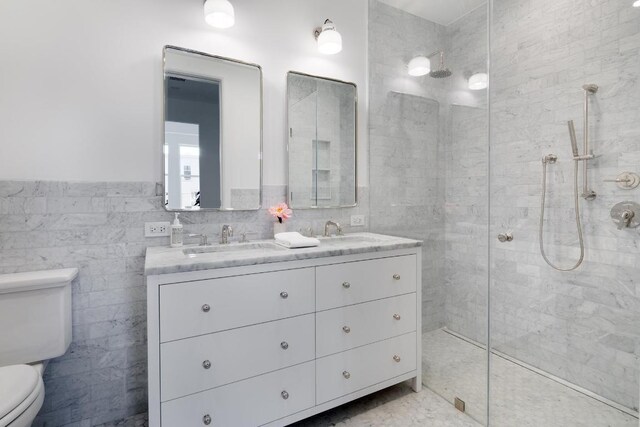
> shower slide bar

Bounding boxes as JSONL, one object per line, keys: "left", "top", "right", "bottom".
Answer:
{"left": 578, "top": 84, "right": 598, "bottom": 200}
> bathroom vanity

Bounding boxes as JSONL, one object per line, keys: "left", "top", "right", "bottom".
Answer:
{"left": 145, "top": 233, "right": 422, "bottom": 427}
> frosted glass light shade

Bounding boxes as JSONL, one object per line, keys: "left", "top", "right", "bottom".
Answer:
{"left": 634, "top": 0, "right": 640, "bottom": 7}
{"left": 408, "top": 56, "right": 431, "bottom": 76}
{"left": 317, "top": 23, "right": 342, "bottom": 55}
{"left": 468, "top": 72, "right": 488, "bottom": 90}
{"left": 204, "top": 0, "right": 235, "bottom": 29}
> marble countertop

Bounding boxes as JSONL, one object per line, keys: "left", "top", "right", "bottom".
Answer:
{"left": 144, "top": 232, "right": 422, "bottom": 276}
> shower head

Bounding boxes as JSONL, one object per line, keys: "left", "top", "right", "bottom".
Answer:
{"left": 430, "top": 69, "right": 452, "bottom": 78}
{"left": 429, "top": 51, "right": 452, "bottom": 79}
{"left": 582, "top": 84, "right": 598, "bottom": 93}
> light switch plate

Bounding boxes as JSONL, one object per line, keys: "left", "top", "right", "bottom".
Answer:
{"left": 350, "top": 215, "right": 366, "bottom": 227}
{"left": 145, "top": 222, "right": 171, "bottom": 237}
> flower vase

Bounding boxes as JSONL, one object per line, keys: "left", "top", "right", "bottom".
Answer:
{"left": 273, "top": 222, "right": 286, "bottom": 237}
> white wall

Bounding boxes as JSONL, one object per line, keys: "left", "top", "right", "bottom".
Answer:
{"left": 0, "top": 0, "right": 368, "bottom": 186}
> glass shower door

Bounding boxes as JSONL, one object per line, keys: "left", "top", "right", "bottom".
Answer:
{"left": 488, "top": 0, "right": 640, "bottom": 425}
{"left": 368, "top": 0, "right": 490, "bottom": 424}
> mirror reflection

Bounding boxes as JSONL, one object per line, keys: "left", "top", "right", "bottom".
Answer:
{"left": 287, "top": 72, "right": 357, "bottom": 209}
{"left": 163, "top": 46, "right": 262, "bottom": 211}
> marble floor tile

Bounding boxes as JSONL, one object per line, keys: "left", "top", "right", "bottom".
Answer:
{"left": 423, "top": 329, "right": 638, "bottom": 427}
{"left": 293, "top": 383, "right": 481, "bottom": 427}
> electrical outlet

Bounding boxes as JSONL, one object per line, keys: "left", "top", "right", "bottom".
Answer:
{"left": 145, "top": 221, "right": 171, "bottom": 237}
{"left": 350, "top": 215, "right": 366, "bottom": 227}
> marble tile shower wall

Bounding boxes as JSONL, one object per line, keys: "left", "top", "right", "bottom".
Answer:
{"left": 0, "top": 181, "right": 368, "bottom": 426}
{"left": 489, "top": 0, "right": 640, "bottom": 410}
{"left": 368, "top": 0, "right": 450, "bottom": 332}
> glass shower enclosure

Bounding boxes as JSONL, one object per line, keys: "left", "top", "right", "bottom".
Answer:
{"left": 368, "top": 0, "right": 640, "bottom": 424}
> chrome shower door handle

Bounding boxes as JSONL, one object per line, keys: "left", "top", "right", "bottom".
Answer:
{"left": 497, "top": 232, "right": 513, "bottom": 243}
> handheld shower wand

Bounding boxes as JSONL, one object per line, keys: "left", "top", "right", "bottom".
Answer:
{"left": 568, "top": 120, "right": 579, "bottom": 158}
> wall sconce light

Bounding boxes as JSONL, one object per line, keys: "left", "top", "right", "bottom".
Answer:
{"left": 468, "top": 72, "right": 488, "bottom": 90}
{"left": 314, "top": 19, "right": 342, "bottom": 55}
{"left": 634, "top": 0, "right": 640, "bottom": 7}
{"left": 204, "top": 0, "right": 235, "bottom": 29}
{"left": 408, "top": 56, "right": 431, "bottom": 76}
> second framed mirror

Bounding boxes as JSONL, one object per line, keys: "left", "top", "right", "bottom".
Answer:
{"left": 287, "top": 72, "right": 357, "bottom": 209}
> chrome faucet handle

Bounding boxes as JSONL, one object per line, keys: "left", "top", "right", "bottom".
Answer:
{"left": 220, "top": 225, "right": 233, "bottom": 244}
{"left": 323, "top": 220, "right": 342, "bottom": 237}
{"left": 603, "top": 172, "right": 640, "bottom": 190}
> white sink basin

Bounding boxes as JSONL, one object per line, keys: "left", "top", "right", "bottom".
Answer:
{"left": 183, "top": 242, "right": 286, "bottom": 255}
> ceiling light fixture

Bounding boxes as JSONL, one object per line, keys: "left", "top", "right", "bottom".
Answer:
{"left": 204, "top": 0, "right": 235, "bottom": 29}
{"left": 468, "top": 72, "right": 488, "bottom": 90}
{"left": 314, "top": 19, "right": 342, "bottom": 55}
{"left": 633, "top": 0, "right": 640, "bottom": 7}
{"left": 408, "top": 56, "right": 431, "bottom": 76}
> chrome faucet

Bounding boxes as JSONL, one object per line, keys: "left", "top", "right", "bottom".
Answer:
{"left": 324, "top": 220, "right": 342, "bottom": 237}
{"left": 221, "top": 225, "right": 233, "bottom": 244}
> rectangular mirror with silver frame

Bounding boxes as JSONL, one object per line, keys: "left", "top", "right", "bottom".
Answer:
{"left": 287, "top": 72, "right": 357, "bottom": 209}
{"left": 163, "top": 46, "right": 262, "bottom": 211}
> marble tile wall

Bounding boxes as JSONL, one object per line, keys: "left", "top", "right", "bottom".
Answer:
{"left": 368, "top": 0, "right": 449, "bottom": 332}
{"left": 0, "top": 181, "right": 368, "bottom": 426}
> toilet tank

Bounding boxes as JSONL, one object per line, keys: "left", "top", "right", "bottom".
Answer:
{"left": 0, "top": 268, "right": 77, "bottom": 367}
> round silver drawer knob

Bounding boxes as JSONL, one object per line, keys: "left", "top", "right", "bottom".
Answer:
{"left": 342, "top": 281, "right": 351, "bottom": 289}
{"left": 280, "top": 291, "right": 289, "bottom": 299}
{"left": 393, "top": 314, "right": 401, "bottom": 320}
{"left": 343, "top": 371, "right": 351, "bottom": 379}
{"left": 281, "top": 390, "right": 289, "bottom": 400}
{"left": 203, "top": 414, "right": 212, "bottom": 425}
{"left": 393, "top": 274, "right": 401, "bottom": 280}
{"left": 342, "top": 326, "right": 351, "bottom": 333}
{"left": 202, "top": 360, "right": 212, "bottom": 369}
{"left": 393, "top": 355, "right": 401, "bottom": 362}
{"left": 201, "top": 304, "right": 211, "bottom": 313}
{"left": 281, "top": 341, "right": 289, "bottom": 350}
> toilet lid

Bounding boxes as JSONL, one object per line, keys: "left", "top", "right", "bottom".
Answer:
{"left": 0, "top": 364, "right": 39, "bottom": 420}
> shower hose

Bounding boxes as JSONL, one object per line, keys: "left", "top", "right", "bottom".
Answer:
{"left": 539, "top": 158, "right": 585, "bottom": 271}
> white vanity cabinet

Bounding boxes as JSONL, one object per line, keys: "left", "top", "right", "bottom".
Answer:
{"left": 147, "top": 246, "right": 422, "bottom": 427}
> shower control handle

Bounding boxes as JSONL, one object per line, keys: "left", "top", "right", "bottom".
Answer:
{"left": 618, "top": 210, "right": 634, "bottom": 230}
{"left": 611, "top": 201, "right": 640, "bottom": 230}
{"left": 497, "top": 232, "right": 513, "bottom": 243}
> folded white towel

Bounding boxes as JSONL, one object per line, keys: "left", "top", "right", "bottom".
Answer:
{"left": 274, "top": 232, "right": 320, "bottom": 249}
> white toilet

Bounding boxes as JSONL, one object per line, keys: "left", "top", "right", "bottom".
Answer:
{"left": 0, "top": 268, "right": 77, "bottom": 427}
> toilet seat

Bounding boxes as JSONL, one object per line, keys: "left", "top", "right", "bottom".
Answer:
{"left": 0, "top": 364, "right": 44, "bottom": 426}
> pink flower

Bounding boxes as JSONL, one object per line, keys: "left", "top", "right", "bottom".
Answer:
{"left": 268, "top": 203, "right": 292, "bottom": 223}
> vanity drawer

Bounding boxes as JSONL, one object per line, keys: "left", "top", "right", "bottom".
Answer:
{"left": 161, "top": 314, "right": 315, "bottom": 401}
{"left": 159, "top": 268, "right": 315, "bottom": 342}
{"left": 161, "top": 361, "right": 315, "bottom": 427}
{"left": 316, "top": 255, "right": 417, "bottom": 311}
{"left": 316, "top": 332, "right": 416, "bottom": 404}
{"left": 316, "top": 293, "right": 416, "bottom": 357}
